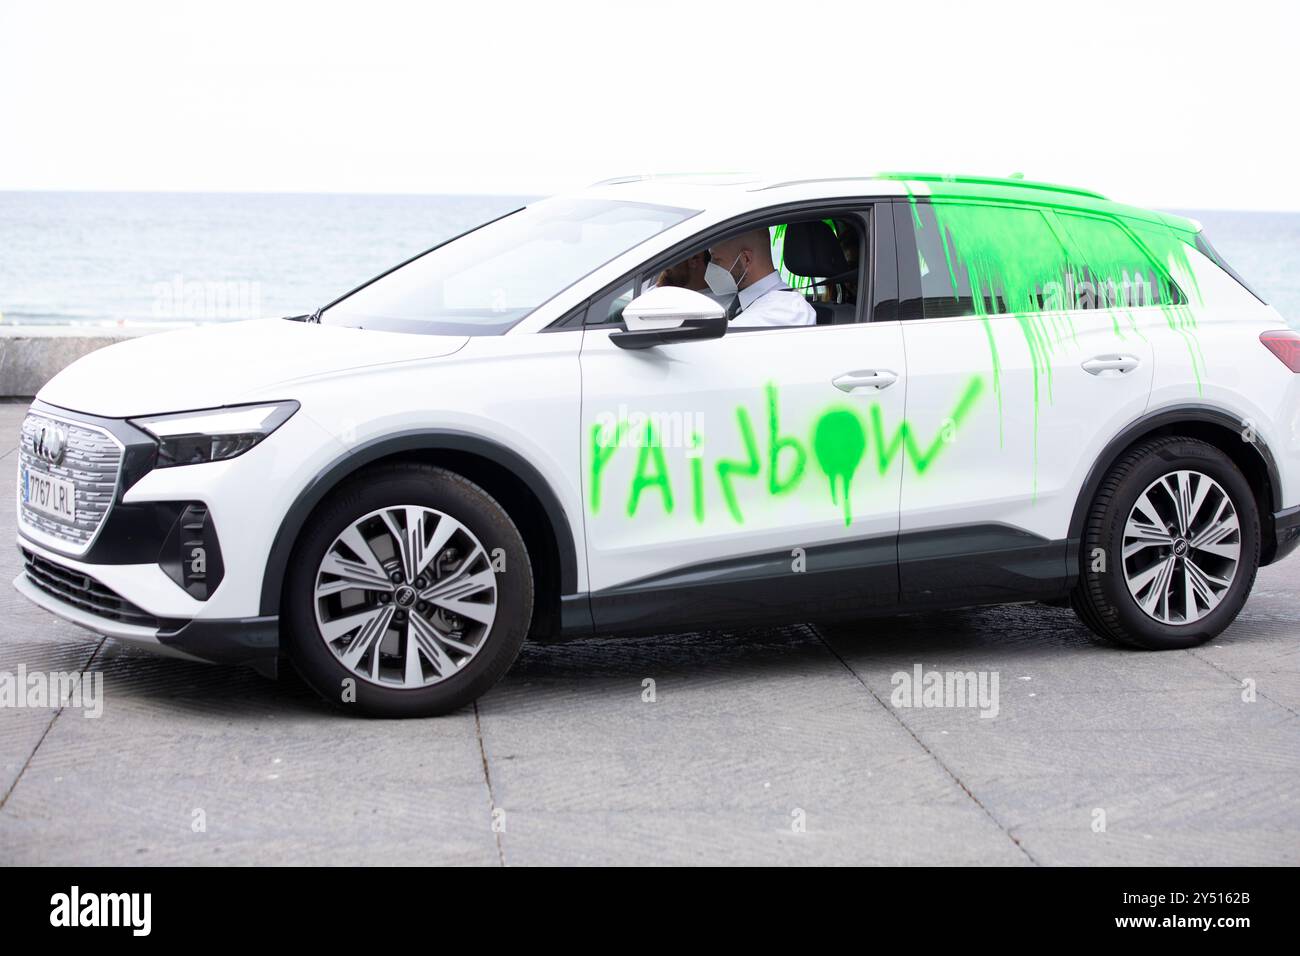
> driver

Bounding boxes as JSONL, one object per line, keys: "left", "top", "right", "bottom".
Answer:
{"left": 706, "top": 228, "right": 815, "bottom": 327}
{"left": 653, "top": 251, "right": 711, "bottom": 292}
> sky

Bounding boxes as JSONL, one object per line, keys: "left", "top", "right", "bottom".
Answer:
{"left": 1, "top": 0, "right": 1297, "bottom": 210}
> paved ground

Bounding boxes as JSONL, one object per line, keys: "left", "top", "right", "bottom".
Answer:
{"left": 0, "top": 400, "right": 1297, "bottom": 866}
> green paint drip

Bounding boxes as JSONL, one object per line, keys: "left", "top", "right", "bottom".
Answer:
{"left": 716, "top": 408, "right": 761, "bottom": 523}
{"left": 903, "top": 183, "right": 923, "bottom": 228}
{"left": 918, "top": 202, "right": 1075, "bottom": 484}
{"left": 1128, "top": 219, "right": 1207, "bottom": 393}
{"left": 812, "top": 409, "right": 867, "bottom": 526}
{"left": 1063, "top": 214, "right": 1200, "bottom": 390}
{"left": 909, "top": 191, "right": 1211, "bottom": 488}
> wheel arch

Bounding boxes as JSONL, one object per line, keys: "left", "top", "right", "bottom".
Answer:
{"left": 259, "top": 431, "right": 579, "bottom": 631}
{"left": 1068, "top": 404, "right": 1285, "bottom": 569}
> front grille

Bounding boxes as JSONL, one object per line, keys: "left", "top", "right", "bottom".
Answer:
{"left": 22, "top": 549, "right": 161, "bottom": 628}
{"left": 18, "top": 412, "right": 123, "bottom": 551}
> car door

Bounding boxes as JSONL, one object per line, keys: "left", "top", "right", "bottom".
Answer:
{"left": 891, "top": 199, "right": 1157, "bottom": 606}
{"left": 577, "top": 204, "right": 908, "bottom": 632}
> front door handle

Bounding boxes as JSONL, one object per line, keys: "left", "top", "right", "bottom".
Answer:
{"left": 1082, "top": 354, "right": 1141, "bottom": 376}
{"left": 833, "top": 369, "right": 899, "bottom": 393}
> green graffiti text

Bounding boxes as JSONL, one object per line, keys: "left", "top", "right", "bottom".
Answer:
{"left": 589, "top": 375, "right": 984, "bottom": 527}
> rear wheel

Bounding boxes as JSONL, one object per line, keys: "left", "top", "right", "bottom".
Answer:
{"left": 1071, "top": 437, "right": 1260, "bottom": 649}
{"left": 285, "top": 464, "right": 533, "bottom": 716}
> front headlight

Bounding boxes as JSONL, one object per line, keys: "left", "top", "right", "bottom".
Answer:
{"left": 130, "top": 401, "right": 299, "bottom": 468}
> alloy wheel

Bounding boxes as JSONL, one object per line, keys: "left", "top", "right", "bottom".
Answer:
{"left": 1121, "top": 470, "right": 1241, "bottom": 625}
{"left": 313, "top": 505, "right": 497, "bottom": 687}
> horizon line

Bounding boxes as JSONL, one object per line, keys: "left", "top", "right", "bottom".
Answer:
{"left": 1, "top": 186, "right": 1298, "bottom": 215}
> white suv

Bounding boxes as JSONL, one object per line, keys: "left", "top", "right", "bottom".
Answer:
{"left": 15, "top": 174, "right": 1300, "bottom": 716}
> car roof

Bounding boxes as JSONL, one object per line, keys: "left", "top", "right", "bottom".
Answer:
{"left": 569, "top": 172, "right": 1199, "bottom": 233}
{"left": 570, "top": 172, "right": 908, "bottom": 210}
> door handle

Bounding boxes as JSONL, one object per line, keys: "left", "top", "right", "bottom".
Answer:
{"left": 1081, "top": 354, "right": 1141, "bottom": 376}
{"left": 832, "top": 369, "right": 899, "bottom": 393}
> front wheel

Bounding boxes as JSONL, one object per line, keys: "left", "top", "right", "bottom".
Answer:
{"left": 285, "top": 464, "right": 533, "bottom": 717}
{"left": 1072, "top": 437, "right": 1260, "bottom": 649}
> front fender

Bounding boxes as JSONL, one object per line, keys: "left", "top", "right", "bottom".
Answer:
{"left": 257, "top": 429, "right": 581, "bottom": 616}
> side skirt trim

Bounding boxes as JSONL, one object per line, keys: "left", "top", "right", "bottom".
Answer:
{"left": 562, "top": 524, "right": 1071, "bottom": 638}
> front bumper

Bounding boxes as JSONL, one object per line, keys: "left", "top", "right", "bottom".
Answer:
{"left": 17, "top": 477, "right": 279, "bottom": 673}
{"left": 13, "top": 567, "right": 190, "bottom": 652}
{"left": 12, "top": 398, "right": 340, "bottom": 673}
{"left": 12, "top": 560, "right": 280, "bottom": 671}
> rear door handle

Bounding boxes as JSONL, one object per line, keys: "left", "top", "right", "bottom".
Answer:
{"left": 1082, "top": 353, "right": 1141, "bottom": 376}
{"left": 833, "top": 369, "right": 899, "bottom": 393}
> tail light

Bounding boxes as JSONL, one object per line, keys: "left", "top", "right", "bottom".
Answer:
{"left": 1260, "top": 330, "right": 1300, "bottom": 372}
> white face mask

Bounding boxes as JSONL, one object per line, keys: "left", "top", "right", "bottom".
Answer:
{"left": 704, "top": 253, "right": 746, "bottom": 297}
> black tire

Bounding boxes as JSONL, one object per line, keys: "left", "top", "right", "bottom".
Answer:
{"left": 1071, "top": 436, "right": 1259, "bottom": 649}
{"left": 285, "top": 463, "right": 533, "bottom": 717}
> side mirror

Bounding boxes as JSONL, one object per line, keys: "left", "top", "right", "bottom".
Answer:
{"left": 610, "top": 286, "right": 727, "bottom": 350}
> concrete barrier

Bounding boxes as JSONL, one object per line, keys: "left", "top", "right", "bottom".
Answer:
{"left": 0, "top": 326, "right": 159, "bottom": 397}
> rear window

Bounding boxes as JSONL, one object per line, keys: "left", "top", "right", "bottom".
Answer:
{"left": 1194, "top": 231, "right": 1267, "bottom": 304}
{"left": 1055, "top": 212, "right": 1185, "bottom": 308}
{"left": 906, "top": 200, "right": 1187, "bottom": 318}
{"left": 911, "top": 201, "right": 1069, "bottom": 318}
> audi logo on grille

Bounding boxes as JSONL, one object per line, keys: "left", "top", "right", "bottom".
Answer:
{"left": 30, "top": 420, "right": 69, "bottom": 466}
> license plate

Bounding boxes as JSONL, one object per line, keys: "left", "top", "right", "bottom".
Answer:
{"left": 20, "top": 465, "right": 76, "bottom": 521}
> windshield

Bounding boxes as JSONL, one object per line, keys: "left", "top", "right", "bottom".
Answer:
{"left": 321, "top": 198, "right": 696, "bottom": 334}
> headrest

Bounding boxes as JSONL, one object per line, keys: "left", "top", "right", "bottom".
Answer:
{"left": 782, "top": 220, "right": 850, "bottom": 278}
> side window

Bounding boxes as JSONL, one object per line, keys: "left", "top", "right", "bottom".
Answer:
{"left": 910, "top": 201, "right": 1070, "bottom": 319}
{"left": 1056, "top": 212, "right": 1185, "bottom": 308}
{"left": 586, "top": 280, "right": 636, "bottom": 327}
{"left": 585, "top": 210, "right": 870, "bottom": 329}
{"left": 773, "top": 215, "right": 865, "bottom": 311}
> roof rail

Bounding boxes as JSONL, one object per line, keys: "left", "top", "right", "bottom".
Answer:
{"left": 590, "top": 172, "right": 759, "bottom": 187}
{"left": 753, "top": 176, "right": 880, "bottom": 191}
{"left": 590, "top": 175, "right": 647, "bottom": 186}
{"left": 876, "top": 172, "right": 1107, "bottom": 200}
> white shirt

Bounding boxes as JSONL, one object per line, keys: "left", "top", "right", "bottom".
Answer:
{"left": 731, "top": 270, "right": 817, "bottom": 327}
